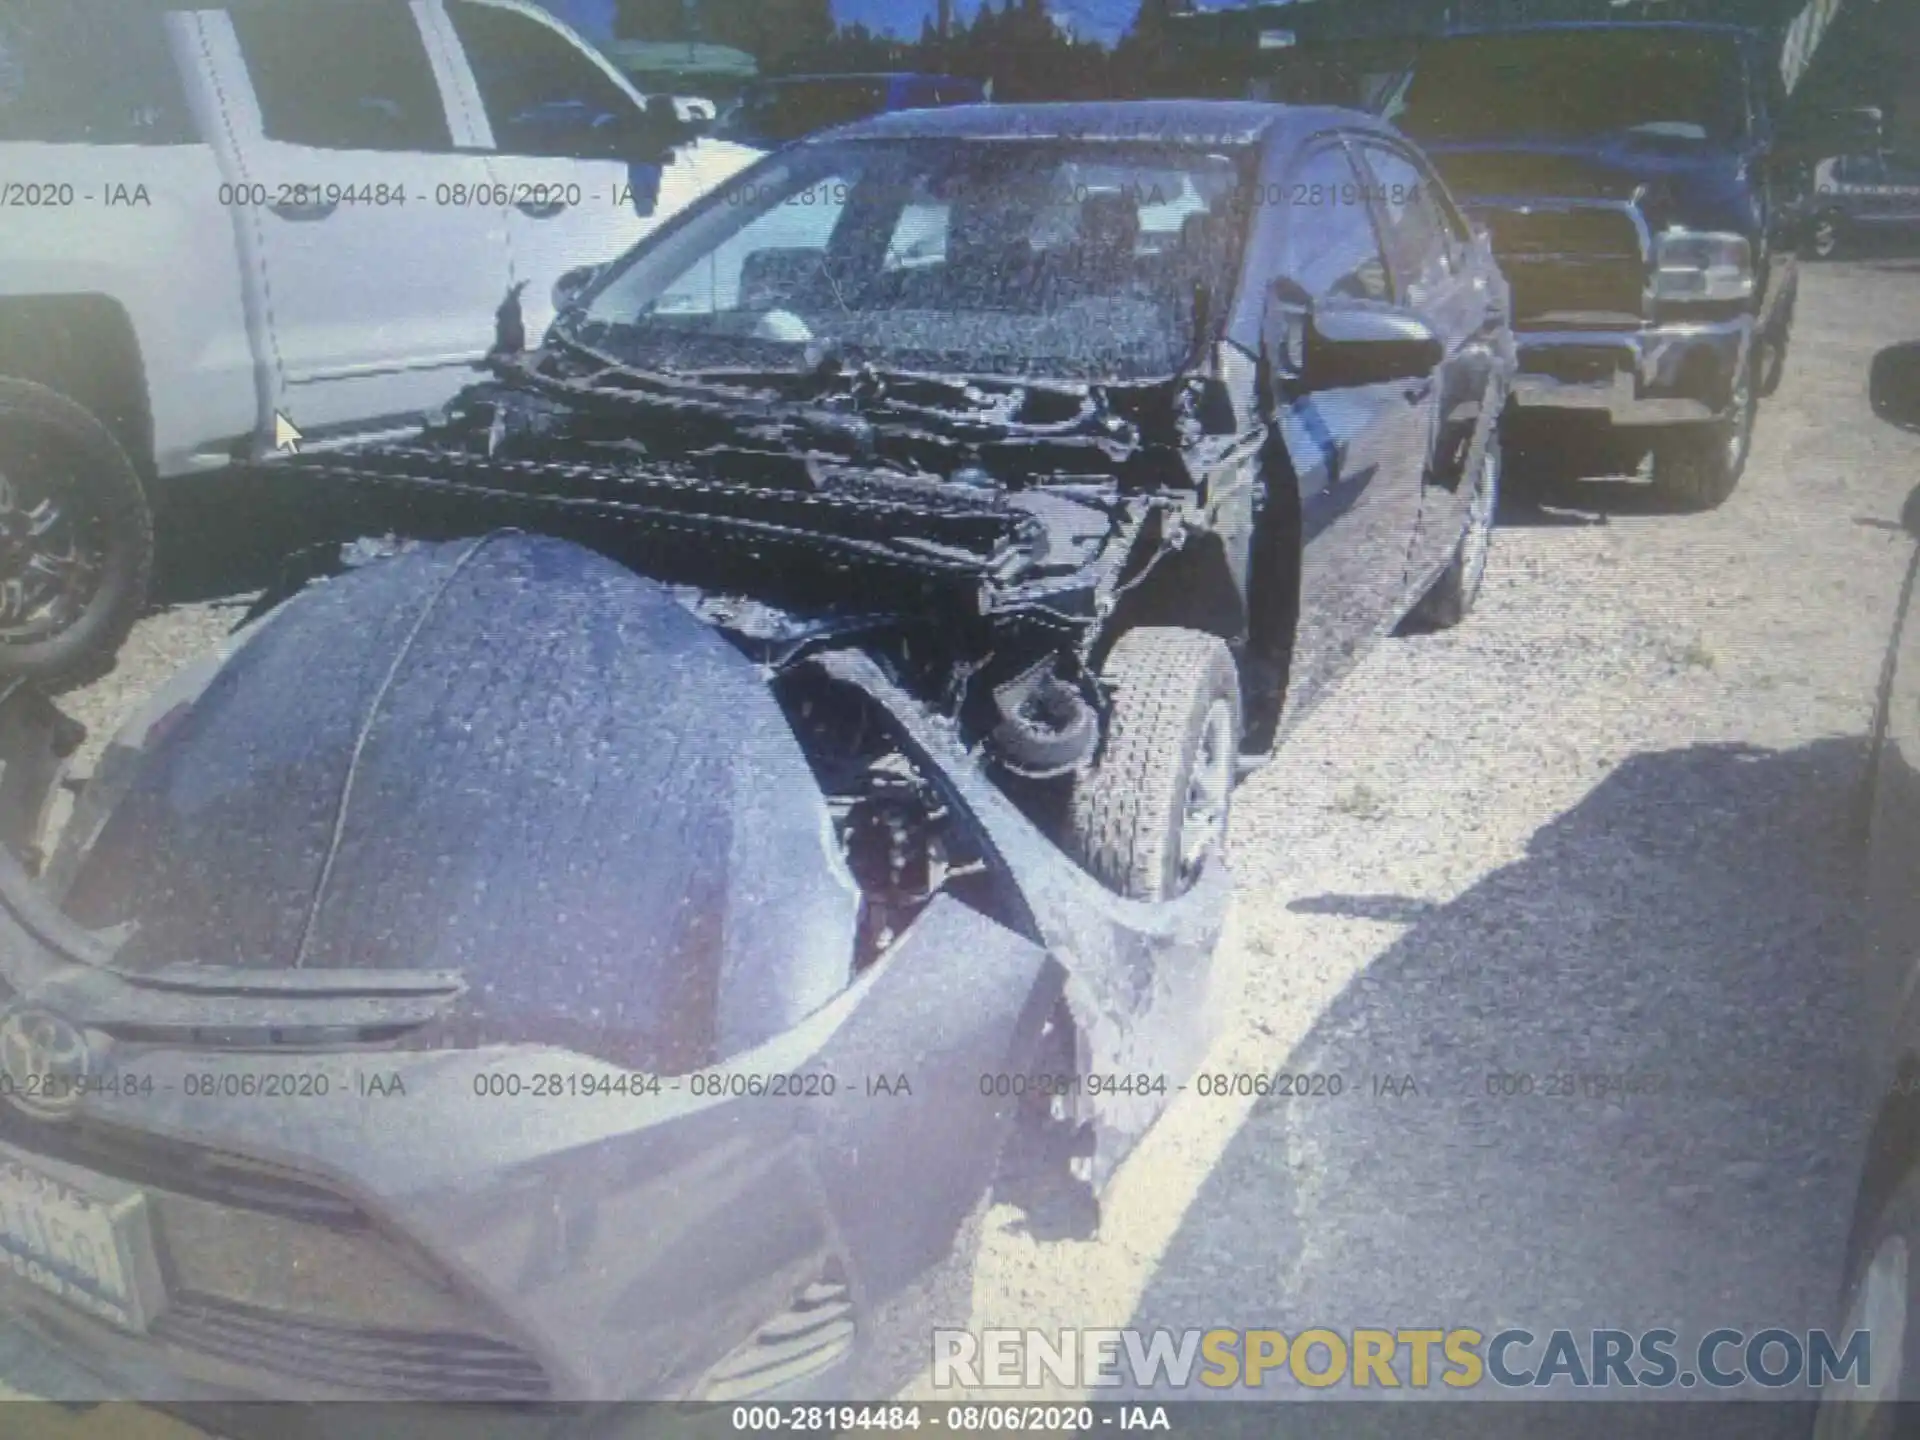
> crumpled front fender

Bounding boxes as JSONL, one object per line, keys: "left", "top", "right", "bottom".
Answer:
{"left": 812, "top": 650, "right": 1231, "bottom": 1189}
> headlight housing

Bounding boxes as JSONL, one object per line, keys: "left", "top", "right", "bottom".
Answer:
{"left": 1652, "top": 228, "right": 1754, "bottom": 303}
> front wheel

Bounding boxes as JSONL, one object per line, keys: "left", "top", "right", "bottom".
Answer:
{"left": 1648, "top": 350, "right": 1756, "bottom": 512}
{"left": 1411, "top": 429, "right": 1501, "bottom": 629}
{"left": 0, "top": 378, "right": 153, "bottom": 684}
{"left": 1066, "top": 627, "right": 1241, "bottom": 901}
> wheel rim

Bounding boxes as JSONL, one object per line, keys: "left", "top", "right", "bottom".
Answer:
{"left": 1178, "top": 697, "right": 1235, "bottom": 882}
{"left": 1459, "top": 442, "right": 1499, "bottom": 597}
{"left": 0, "top": 459, "right": 106, "bottom": 646}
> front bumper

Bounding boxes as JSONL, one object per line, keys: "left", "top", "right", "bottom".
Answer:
{"left": 0, "top": 892, "right": 1056, "bottom": 1405}
{"left": 1507, "top": 316, "right": 1753, "bottom": 427}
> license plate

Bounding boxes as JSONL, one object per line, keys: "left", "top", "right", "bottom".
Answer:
{"left": 0, "top": 1156, "right": 165, "bottom": 1331}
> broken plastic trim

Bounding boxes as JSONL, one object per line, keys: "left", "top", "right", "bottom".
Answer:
{"left": 806, "top": 648, "right": 1227, "bottom": 1188}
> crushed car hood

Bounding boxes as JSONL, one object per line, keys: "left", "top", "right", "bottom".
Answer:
{"left": 58, "top": 533, "right": 860, "bottom": 1072}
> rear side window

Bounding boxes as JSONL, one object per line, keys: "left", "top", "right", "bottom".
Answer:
{"left": 230, "top": 1, "right": 452, "bottom": 152}
{"left": 1358, "top": 143, "right": 1454, "bottom": 298}
{"left": 447, "top": 1, "right": 643, "bottom": 159}
{"left": 1277, "top": 143, "right": 1392, "bottom": 304}
{"left": 0, "top": 2, "right": 196, "bottom": 145}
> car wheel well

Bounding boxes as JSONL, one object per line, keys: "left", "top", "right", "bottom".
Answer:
{"left": 1095, "top": 461, "right": 1298, "bottom": 757}
{"left": 1099, "top": 528, "right": 1247, "bottom": 656}
{"left": 0, "top": 296, "right": 154, "bottom": 481}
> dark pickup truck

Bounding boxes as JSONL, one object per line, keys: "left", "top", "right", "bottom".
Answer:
{"left": 1374, "top": 22, "right": 1802, "bottom": 509}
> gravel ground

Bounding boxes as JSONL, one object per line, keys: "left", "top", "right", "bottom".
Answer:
{"left": 4, "top": 261, "right": 1920, "bottom": 1417}
{"left": 934, "top": 258, "right": 1920, "bottom": 1408}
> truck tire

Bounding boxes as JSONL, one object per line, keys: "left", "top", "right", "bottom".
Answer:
{"left": 1066, "top": 627, "right": 1241, "bottom": 901}
{"left": 1757, "top": 330, "right": 1789, "bottom": 399}
{"left": 1648, "top": 350, "right": 1755, "bottom": 512}
{"left": 1758, "top": 286, "right": 1796, "bottom": 399}
{"left": 1410, "top": 428, "right": 1500, "bottom": 630}
{"left": 0, "top": 378, "right": 153, "bottom": 684}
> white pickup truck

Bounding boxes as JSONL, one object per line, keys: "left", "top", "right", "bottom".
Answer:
{"left": 0, "top": 0, "right": 762, "bottom": 680}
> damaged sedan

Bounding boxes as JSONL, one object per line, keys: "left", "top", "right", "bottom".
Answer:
{"left": 0, "top": 101, "right": 1512, "bottom": 1406}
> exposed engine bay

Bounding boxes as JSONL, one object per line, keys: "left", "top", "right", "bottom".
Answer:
{"left": 255, "top": 337, "right": 1240, "bottom": 789}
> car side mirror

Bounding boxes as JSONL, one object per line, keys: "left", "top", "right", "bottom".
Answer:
{"left": 553, "top": 264, "right": 602, "bottom": 314}
{"left": 639, "top": 95, "right": 699, "bottom": 152}
{"left": 1302, "top": 302, "right": 1443, "bottom": 389}
{"left": 1873, "top": 342, "right": 1920, "bottom": 438}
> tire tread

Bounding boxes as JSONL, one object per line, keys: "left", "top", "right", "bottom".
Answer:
{"left": 1067, "top": 627, "right": 1240, "bottom": 899}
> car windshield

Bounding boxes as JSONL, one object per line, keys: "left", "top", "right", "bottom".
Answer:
{"left": 1387, "top": 32, "right": 1745, "bottom": 146}
{"left": 576, "top": 137, "right": 1252, "bottom": 383}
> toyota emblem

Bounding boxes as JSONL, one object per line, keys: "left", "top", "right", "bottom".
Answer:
{"left": 0, "top": 1005, "right": 94, "bottom": 1121}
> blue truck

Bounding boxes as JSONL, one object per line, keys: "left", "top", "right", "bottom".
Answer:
{"left": 1173, "top": 15, "right": 1805, "bottom": 510}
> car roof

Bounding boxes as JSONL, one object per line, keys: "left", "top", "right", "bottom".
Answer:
{"left": 1434, "top": 20, "right": 1753, "bottom": 39}
{"left": 811, "top": 100, "right": 1386, "bottom": 148}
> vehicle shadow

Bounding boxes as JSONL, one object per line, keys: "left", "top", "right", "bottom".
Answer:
{"left": 1113, "top": 736, "right": 1874, "bottom": 1429}
{"left": 1496, "top": 468, "right": 1673, "bottom": 526}
{"left": 1496, "top": 422, "right": 1677, "bottom": 525}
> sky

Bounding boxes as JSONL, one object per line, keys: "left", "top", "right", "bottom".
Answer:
{"left": 829, "top": 0, "right": 1148, "bottom": 45}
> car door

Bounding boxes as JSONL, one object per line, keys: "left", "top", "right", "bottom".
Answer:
{"left": 1259, "top": 136, "right": 1427, "bottom": 714}
{"left": 1354, "top": 138, "right": 1494, "bottom": 589}
{"left": 432, "top": 0, "right": 644, "bottom": 348}
{"left": 434, "top": 0, "right": 761, "bottom": 348}
{"left": 175, "top": 0, "right": 511, "bottom": 444}
{"left": 0, "top": 0, "right": 259, "bottom": 475}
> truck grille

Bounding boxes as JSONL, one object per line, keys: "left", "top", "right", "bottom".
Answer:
{"left": 1479, "top": 205, "right": 1647, "bottom": 328}
{"left": 154, "top": 1296, "right": 552, "bottom": 1401}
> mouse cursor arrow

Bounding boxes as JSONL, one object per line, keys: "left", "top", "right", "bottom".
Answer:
{"left": 273, "top": 412, "right": 302, "bottom": 454}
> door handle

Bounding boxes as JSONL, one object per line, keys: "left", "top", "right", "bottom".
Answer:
{"left": 515, "top": 199, "right": 567, "bottom": 220}
{"left": 267, "top": 198, "right": 338, "bottom": 222}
